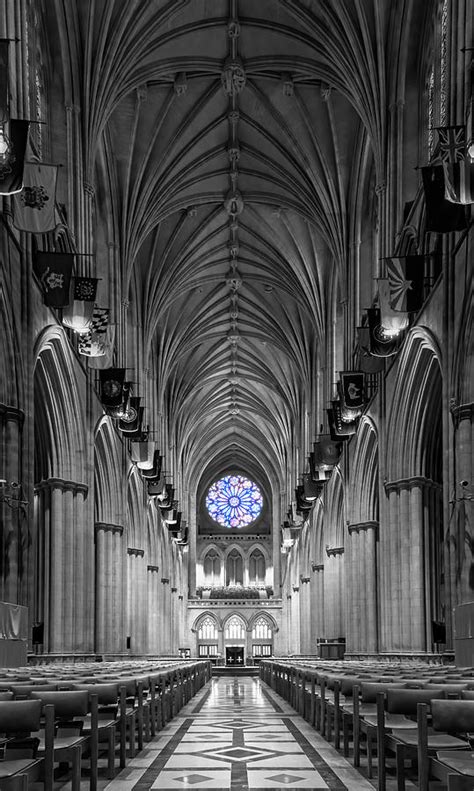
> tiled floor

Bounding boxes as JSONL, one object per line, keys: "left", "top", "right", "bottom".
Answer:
{"left": 104, "top": 675, "right": 378, "bottom": 791}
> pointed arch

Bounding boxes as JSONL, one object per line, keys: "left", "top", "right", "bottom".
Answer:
{"left": 34, "top": 327, "right": 87, "bottom": 482}
{"left": 386, "top": 327, "right": 442, "bottom": 480}
{"left": 94, "top": 416, "right": 124, "bottom": 524}
{"left": 350, "top": 416, "right": 379, "bottom": 523}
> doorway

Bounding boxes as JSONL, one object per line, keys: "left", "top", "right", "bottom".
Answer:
{"left": 226, "top": 646, "right": 244, "bottom": 666}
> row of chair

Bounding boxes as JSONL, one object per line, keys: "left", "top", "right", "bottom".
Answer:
{"left": 0, "top": 659, "right": 212, "bottom": 791}
{"left": 260, "top": 659, "right": 474, "bottom": 790}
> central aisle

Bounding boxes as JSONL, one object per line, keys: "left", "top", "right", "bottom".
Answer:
{"left": 106, "top": 675, "right": 375, "bottom": 790}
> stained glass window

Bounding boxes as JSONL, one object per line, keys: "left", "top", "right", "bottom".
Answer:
{"left": 206, "top": 475, "right": 263, "bottom": 528}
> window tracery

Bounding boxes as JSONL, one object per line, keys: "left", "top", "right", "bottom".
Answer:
{"left": 225, "top": 615, "right": 245, "bottom": 640}
{"left": 205, "top": 474, "right": 263, "bottom": 528}
{"left": 198, "top": 616, "right": 218, "bottom": 641}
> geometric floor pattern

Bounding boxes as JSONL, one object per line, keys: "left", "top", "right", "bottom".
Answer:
{"left": 104, "top": 675, "right": 376, "bottom": 791}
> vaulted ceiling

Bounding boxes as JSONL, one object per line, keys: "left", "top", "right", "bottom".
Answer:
{"left": 48, "top": 0, "right": 420, "bottom": 494}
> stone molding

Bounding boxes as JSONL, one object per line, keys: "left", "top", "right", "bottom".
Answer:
{"left": 0, "top": 404, "right": 25, "bottom": 426}
{"left": 147, "top": 565, "right": 159, "bottom": 572}
{"left": 450, "top": 401, "right": 474, "bottom": 428}
{"left": 326, "top": 546, "right": 344, "bottom": 557}
{"left": 348, "top": 520, "right": 378, "bottom": 535}
{"left": 95, "top": 522, "right": 124, "bottom": 536}
{"left": 161, "top": 578, "right": 170, "bottom": 584}
{"left": 171, "top": 587, "right": 178, "bottom": 593}
{"left": 300, "top": 576, "right": 310, "bottom": 584}
{"left": 384, "top": 476, "right": 441, "bottom": 493}
{"left": 312, "top": 563, "right": 324, "bottom": 571}
{"left": 35, "top": 478, "right": 88, "bottom": 496}
{"left": 127, "top": 547, "right": 144, "bottom": 557}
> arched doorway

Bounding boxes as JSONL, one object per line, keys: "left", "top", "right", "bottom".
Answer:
{"left": 224, "top": 613, "right": 246, "bottom": 665}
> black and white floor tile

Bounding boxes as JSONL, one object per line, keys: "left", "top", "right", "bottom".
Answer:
{"left": 104, "top": 675, "right": 378, "bottom": 791}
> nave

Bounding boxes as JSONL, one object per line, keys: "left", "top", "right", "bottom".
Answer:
{"left": 103, "top": 675, "right": 377, "bottom": 791}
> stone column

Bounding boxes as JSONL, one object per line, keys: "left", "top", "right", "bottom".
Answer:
{"left": 325, "top": 547, "right": 344, "bottom": 639}
{"left": 171, "top": 587, "right": 178, "bottom": 654}
{"left": 347, "top": 522, "right": 378, "bottom": 654}
{"left": 311, "top": 563, "right": 324, "bottom": 648}
{"left": 127, "top": 548, "right": 146, "bottom": 654}
{"left": 161, "top": 577, "right": 170, "bottom": 654}
{"left": 95, "top": 523, "right": 124, "bottom": 654}
{"left": 384, "top": 477, "right": 442, "bottom": 653}
{"left": 299, "top": 576, "right": 311, "bottom": 653}
{"left": 450, "top": 403, "right": 474, "bottom": 615}
{"left": 35, "top": 478, "right": 89, "bottom": 654}
{"left": 291, "top": 586, "right": 300, "bottom": 653}
{"left": 0, "top": 405, "right": 25, "bottom": 604}
{"left": 147, "top": 565, "right": 160, "bottom": 654}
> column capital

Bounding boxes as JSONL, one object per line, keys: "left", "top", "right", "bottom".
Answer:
{"left": 326, "top": 546, "right": 344, "bottom": 557}
{"left": 171, "top": 587, "right": 178, "bottom": 593}
{"left": 147, "top": 564, "right": 159, "bottom": 572}
{"left": 348, "top": 520, "right": 379, "bottom": 535}
{"left": 0, "top": 404, "right": 25, "bottom": 426}
{"left": 95, "top": 522, "right": 124, "bottom": 536}
{"left": 35, "top": 478, "right": 89, "bottom": 496}
{"left": 450, "top": 401, "right": 474, "bottom": 428}
{"left": 384, "top": 476, "right": 441, "bottom": 493}
{"left": 127, "top": 547, "right": 144, "bottom": 557}
{"left": 161, "top": 577, "right": 170, "bottom": 584}
{"left": 312, "top": 562, "right": 324, "bottom": 571}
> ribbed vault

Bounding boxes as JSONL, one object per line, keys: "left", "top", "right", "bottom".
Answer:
{"left": 46, "top": 0, "right": 406, "bottom": 495}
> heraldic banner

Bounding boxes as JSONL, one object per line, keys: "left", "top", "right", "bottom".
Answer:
{"left": 13, "top": 162, "right": 58, "bottom": 232}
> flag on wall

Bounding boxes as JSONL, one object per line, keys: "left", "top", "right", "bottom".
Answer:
{"left": 421, "top": 166, "right": 467, "bottom": 232}
{"left": 303, "top": 473, "right": 324, "bottom": 501}
{"left": 443, "top": 160, "right": 474, "bottom": 204}
{"left": 148, "top": 476, "right": 166, "bottom": 497}
{"left": 339, "top": 371, "right": 365, "bottom": 411}
{"left": 99, "top": 368, "right": 126, "bottom": 408}
{"left": 385, "top": 255, "right": 425, "bottom": 313}
{"left": 87, "top": 324, "right": 115, "bottom": 369}
{"left": 62, "top": 276, "right": 99, "bottom": 333}
{"left": 0, "top": 40, "right": 9, "bottom": 123}
{"left": 436, "top": 126, "right": 466, "bottom": 162}
{"left": 13, "top": 162, "right": 58, "bottom": 232}
{"left": 309, "top": 452, "right": 333, "bottom": 481}
{"left": 77, "top": 307, "right": 110, "bottom": 357}
{"left": 33, "top": 252, "right": 74, "bottom": 308}
{"left": 367, "top": 307, "right": 401, "bottom": 357}
{"left": 0, "top": 120, "right": 29, "bottom": 195}
{"left": 327, "top": 401, "right": 358, "bottom": 440}
{"left": 357, "top": 326, "right": 385, "bottom": 373}
{"left": 313, "top": 435, "right": 342, "bottom": 465}
{"left": 377, "top": 279, "right": 409, "bottom": 335}
{"left": 118, "top": 397, "right": 143, "bottom": 433}
{"left": 141, "top": 451, "right": 162, "bottom": 479}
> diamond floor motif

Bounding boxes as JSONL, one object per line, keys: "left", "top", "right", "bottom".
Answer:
{"left": 174, "top": 774, "right": 212, "bottom": 785}
{"left": 104, "top": 675, "right": 376, "bottom": 790}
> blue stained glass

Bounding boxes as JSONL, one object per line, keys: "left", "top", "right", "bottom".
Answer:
{"left": 205, "top": 475, "right": 263, "bottom": 529}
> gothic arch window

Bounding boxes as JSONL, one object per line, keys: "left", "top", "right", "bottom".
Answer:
{"left": 205, "top": 474, "right": 263, "bottom": 528}
{"left": 225, "top": 615, "right": 245, "bottom": 640}
{"left": 249, "top": 549, "right": 265, "bottom": 584}
{"left": 226, "top": 549, "right": 243, "bottom": 586}
{"left": 252, "top": 616, "right": 272, "bottom": 640}
{"left": 203, "top": 550, "right": 221, "bottom": 585}
{"left": 198, "top": 616, "right": 218, "bottom": 641}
